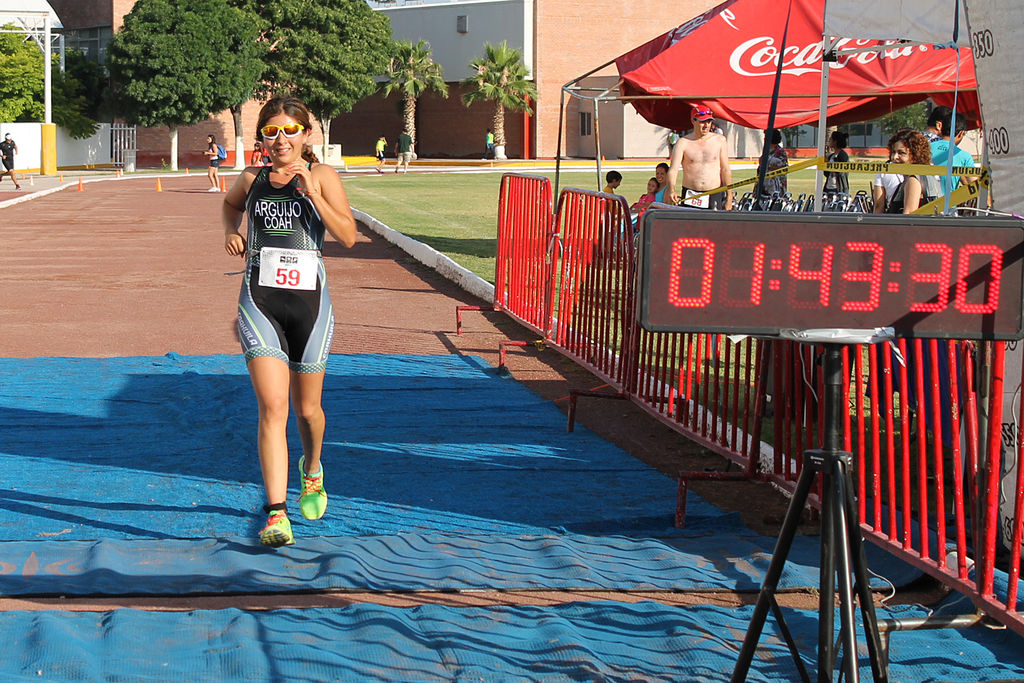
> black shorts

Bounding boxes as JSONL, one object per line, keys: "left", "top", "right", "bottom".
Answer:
{"left": 209, "top": 159, "right": 220, "bottom": 168}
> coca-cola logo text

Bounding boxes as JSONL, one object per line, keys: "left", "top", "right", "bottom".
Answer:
{"left": 729, "top": 37, "right": 931, "bottom": 78}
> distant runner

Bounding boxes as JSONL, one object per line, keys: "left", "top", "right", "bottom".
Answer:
{"left": 0, "top": 133, "right": 22, "bottom": 190}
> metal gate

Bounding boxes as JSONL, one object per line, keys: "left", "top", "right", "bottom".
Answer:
{"left": 110, "top": 123, "right": 136, "bottom": 171}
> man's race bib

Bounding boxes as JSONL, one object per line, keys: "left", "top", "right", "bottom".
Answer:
{"left": 683, "top": 188, "right": 710, "bottom": 208}
{"left": 258, "top": 247, "right": 318, "bottom": 290}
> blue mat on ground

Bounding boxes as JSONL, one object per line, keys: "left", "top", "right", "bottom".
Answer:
{"left": 0, "top": 354, "right": 919, "bottom": 595}
{"left": 5, "top": 601, "right": 1023, "bottom": 682}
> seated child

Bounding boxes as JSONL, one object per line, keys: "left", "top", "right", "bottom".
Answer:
{"left": 631, "top": 177, "right": 659, "bottom": 211}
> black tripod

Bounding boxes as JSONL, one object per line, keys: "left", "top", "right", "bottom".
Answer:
{"left": 731, "top": 344, "right": 888, "bottom": 682}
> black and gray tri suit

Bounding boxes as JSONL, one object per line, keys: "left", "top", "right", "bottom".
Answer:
{"left": 237, "top": 166, "right": 333, "bottom": 373}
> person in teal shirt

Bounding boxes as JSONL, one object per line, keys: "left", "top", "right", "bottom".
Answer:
{"left": 929, "top": 111, "right": 977, "bottom": 198}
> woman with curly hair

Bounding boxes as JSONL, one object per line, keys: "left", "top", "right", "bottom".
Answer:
{"left": 883, "top": 128, "right": 939, "bottom": 213}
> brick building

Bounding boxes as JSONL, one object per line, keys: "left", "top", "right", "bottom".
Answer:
{"left": 47, "top": 0, "right": 721, "bottom": 165}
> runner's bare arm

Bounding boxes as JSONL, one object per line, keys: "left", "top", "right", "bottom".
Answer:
{"left": 290, "top": 162, "right": 357, "bottom": 248}
{"left": 222, "top": 168, "right": 259, "bottom": 257}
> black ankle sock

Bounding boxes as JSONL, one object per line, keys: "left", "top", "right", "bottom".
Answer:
{"left": 263, "top": 502, "right": 288, "bottom": 514}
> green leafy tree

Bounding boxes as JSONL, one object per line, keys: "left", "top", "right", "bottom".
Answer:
{"left": 878, "top": 101, "right": 929, "bottom": 135}
{"left": 106, "top": 0, "right": 264, "bottom": 169}
{"left": 0, "top": 26, "right": 44, "bottom": 122}
{"left": 0, "top": 27, "right": 98, "bottom": 137}
{"left": 51, "top": 57, "right": 100, "bottom": 138}
{"left": 461, "top": 41, "right": 536, "bottom": 159}
{"left": 382, "top": 40, "right": 448, "bottom": 147}
{"left": 62, "top": 49, "right": 108, "bottom": 121}
{"left": 242, "top": 0, "right": 393, "bottom": 161}
{"left": 218, "top": 2, "right": 267, "bottom": 168}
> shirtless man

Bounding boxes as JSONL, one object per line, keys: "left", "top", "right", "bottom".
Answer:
{"left": 665, "top": 105, "right": 732, "bottom": 210}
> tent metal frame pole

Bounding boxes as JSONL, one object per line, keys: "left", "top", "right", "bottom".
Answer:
{"left": 555, "top": 86, "right": 566, "bottom": 201}
{"left": 561, "top": 72, "right": 628, "bottom": 191}
{"left": 593, "top": 98, "right": 603, "bottom": 190}
{"left": 816, "top": 37, "right": 840, "bottom": 206}
{"left": 557, "top": 60, "right": 617, "bottom": 200}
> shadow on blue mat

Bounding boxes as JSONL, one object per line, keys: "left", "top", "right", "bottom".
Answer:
{"left": 5, "top": 601, "right": 1023, "bottom": 682}
{"left": 0, "top": 353, "right": 688, "bottom": 539}
{"left": 0, "top": 353, "right": 920, "bottom": 596}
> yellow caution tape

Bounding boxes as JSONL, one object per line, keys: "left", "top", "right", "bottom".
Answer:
{"left": 823, "top": 161, "right": 983, "bottom": 177}
{"left": 912, "top": 170, "right": 991, "bottom": 215}
{"left": 670, "top": 157, "right": 986, "bottom": 208}
{"left": 675, "top": 156, "right": 824, "bottom": 204}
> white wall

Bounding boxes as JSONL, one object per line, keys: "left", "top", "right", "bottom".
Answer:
{"left": 0, "top": 123, "right": 41, "bottom": 172}
{"left": 58, "top": 124, "right": 111, "bottom": 168}
{"left": 0, "top": 122, "right": 111, "bottom": 171}
{"left": 622, "top": 106, "right": 673, "bottom": 159}
{"left": 380, "top": 0, "right": 532, "bottom": 80}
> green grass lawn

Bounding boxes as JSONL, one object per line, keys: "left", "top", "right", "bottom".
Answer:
{"left": 341, "top": 165, "right": 874, "bottom": 284}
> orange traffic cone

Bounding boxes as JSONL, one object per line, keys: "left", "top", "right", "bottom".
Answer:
{"left": 77, "top": 177, "right": 84, "bottom": 192}
{"left": 185, "top": 168, "right": 190, "bottom": 175}
{"left": 155, "top": 178, "right": 163, "bottom": 192}
{"left": 220, "top": 176, "right": 227, "bottom": 192}
{"left": 59, "top": 173, "right": 64, "bottom": 182}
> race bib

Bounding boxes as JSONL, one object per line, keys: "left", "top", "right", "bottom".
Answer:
{"left": 683, "top": 189, "right": 710, "bottom": 208}
{"left": 257, "top": 247, "right": 318, "bottom": 290}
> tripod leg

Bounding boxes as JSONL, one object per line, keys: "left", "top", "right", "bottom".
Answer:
{"left": 731, "top": 465, "right": 816, "bottom": 683}
{"left": 818, "top": 465, "right": 837, "bottom": 679}
{"left": 842, "top": 461, "right": 890, "bottom": 683}
{"left": 770, "top": 597, "right": 812, "bottom": 683}
{"left": 832, "top": 460, "right": 860, "bottom": 683}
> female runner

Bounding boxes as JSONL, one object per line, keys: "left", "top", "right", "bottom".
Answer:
{"left": 222, "top": 96, "right": 357, "bottom": 546}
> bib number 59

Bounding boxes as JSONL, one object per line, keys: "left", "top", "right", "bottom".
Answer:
{"left": 276, "top": 267, "right": 301, "bottom": 288}
{"left": 258, "top": 247, "right": 318, "bottom": 290}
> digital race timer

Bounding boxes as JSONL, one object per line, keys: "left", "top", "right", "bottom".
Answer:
{"left": 637, "top": 211, "right": 1024, "bottom": 340}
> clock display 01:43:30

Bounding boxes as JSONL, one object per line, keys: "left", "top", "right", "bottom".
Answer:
{"left": 637, "top": 213, "right": 1024, "bottom": 339}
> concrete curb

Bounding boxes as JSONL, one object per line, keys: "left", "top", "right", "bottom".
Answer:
{"left": 351, "top": 207, "right": 495, "bottom": 304}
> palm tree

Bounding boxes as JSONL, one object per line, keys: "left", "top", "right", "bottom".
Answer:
{"left": 461, "top": 41, "right": 536, "bottom": 160}
{"left": 382, "top": 40, "right": 448, "bottom": 148}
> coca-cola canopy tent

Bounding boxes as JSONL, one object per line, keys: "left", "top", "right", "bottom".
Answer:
{"left": 613, "top": 0, "right": 978, "bottom": 130}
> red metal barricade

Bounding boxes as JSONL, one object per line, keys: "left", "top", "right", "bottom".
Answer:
{"left": 549, "top": 188, "right": 638, "bottom": 389}
{"left": 489, "top": 176, "right": 1024, "bottom": 636}
{"left": 494, "top": 173, "right": 555, "bottom": 337}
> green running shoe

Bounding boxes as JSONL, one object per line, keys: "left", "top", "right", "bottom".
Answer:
{"left": 298, "top": 456, "right": 328, "bottom": 520}
{"left": 259, "top": 510, "right": 294, "bottom": 547}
